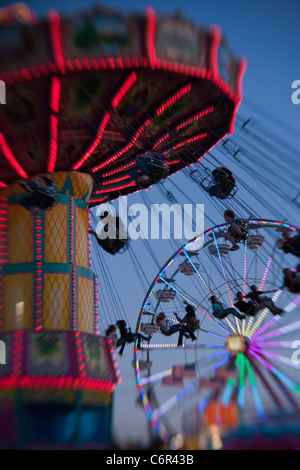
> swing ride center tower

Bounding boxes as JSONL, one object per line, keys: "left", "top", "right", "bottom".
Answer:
{"left": 0, "top": 4, "right": 245, "bottom": 448}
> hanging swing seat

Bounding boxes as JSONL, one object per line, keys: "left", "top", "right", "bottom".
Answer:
{"left": 96, "top": 216, "right": 130, "bottom": 255}
{"left": 98, "top": 235, "right": 130, "bottom": 255}
{"left": 146, "top": 160, "right": 169, "bottom": 182}
{"left": 201, "top": 168, "right": 238, "bottom": 199}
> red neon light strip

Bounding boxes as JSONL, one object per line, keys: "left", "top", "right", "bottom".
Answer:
{"left": 0, "top": 132, "right": 28, "bottom": 178}
{"left": 94, "top": 276, "right": 100, "bottom": 335}
{"left": 92, "top": 83, "right": 192, "bottom": 174}
{"left": 176, "top": 106, "right": 214, "bottom": 131}
{"left": 164, "top": 159, "right": 180, "bottom": 166}
{"left": 0, "top": 57, "right": 240, "bottom": 104}
{"left": 146, "top": 7, "right": 156, "bottom": 68}
{"left": 167, "top": 132, "right": 207, "bottom": 152}
{"left": 73, "top": 112, "right": 110, "bottom": 170}
{"left": 111, "top": 71, "right": 137, "bottom": 108}
{"left": 92, "top": 119, "right": 150, "bottom": 172}
{"left": 101, "top": 174, "right": 131, "bottom": 187}
{"left": 88, "top": 196, "right": 108, "bottom": 204}
{"left": 72, "top": 265, "right": 77, "bottom": 329}
{"left": 101, "top": 161, "right": 135, "bottom": 178}
{"left": 12, "top": 331, "right": 24, "bottom": 376}
{"left": 229, "top": 57, "right": 247, "bottom": 134}
{"left": 197, "top": 134, "right": 227, "bottom": 163}
{"left": 210, "top": 25, "right": 221, "bottom": 79}
{"left": 34, "top": 215, "right": 43, "bottom": 330}
{"left": 49, "top": 10, "right": 65, "bottom": 74}
{"left": 152, "top": 133, "right": 169, "bottom": 150}
{"left": 156, "top": 84, "right": 191, "bottom": 116}
{"left": 48, "top": 115, "right": 58, "bottom": 173}
{"left": 70, "top": 197, "right": 74, "bottom": 264}
{"left": 0, "top": 262, "right": 3, "bottom": 331}
{"left": 0, "top": 375, "right": 115, "bottom": 393}
{"left": 50, "top": 75, "right": 61, "bottom": 113}
{"left": 87, "top": 211, "right": 92, "bottom": 269}
{"left": 0, "top": 182, "right": 7, "bottom": 188}
{"left": 48, "top": 76, "right": 61, "bottom": 172}
{"left": 95, "top": 181, "right": 137, "bottom": 194}
{"left": 75, "top": 332, "right": 87, "bottom": 378}
{"left": 0, "top": 198, "right": 7, "bottom": 332}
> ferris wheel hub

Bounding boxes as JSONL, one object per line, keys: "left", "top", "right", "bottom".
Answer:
{"left": 225, "top": 333, "right": 248, "bottom": 357}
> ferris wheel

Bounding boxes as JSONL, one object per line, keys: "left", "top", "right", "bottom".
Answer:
{"left": 134, "top": 218, "right": 300, "bottom": 444}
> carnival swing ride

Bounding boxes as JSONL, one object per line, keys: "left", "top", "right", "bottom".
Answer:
{"left": 0, "top": 3, "right": 299, "bottom": 449}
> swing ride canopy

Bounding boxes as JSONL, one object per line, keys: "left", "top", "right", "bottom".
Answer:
{"left": 0, "top": 4, "right": 245, "bottom": 204}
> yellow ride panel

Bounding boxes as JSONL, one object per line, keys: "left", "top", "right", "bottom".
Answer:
{"left": 3, "top": 272, "right": 34, "bottom": 330}
{"left": 7, "top": 204, "right": 33, "bottom": 264}
{"left": 43, "top": 273, "right": 70, "bottom": 330}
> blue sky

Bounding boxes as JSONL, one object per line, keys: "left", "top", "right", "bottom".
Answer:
{"left": 4, "top": 0, "right": 300, "bottom": 446}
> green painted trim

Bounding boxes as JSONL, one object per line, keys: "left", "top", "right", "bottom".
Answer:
{"left": 75, "top": 265, "right": 94, "bottom": 279}
{"left": 7, "top": 193, "right": 87, "bottom": 211}
{"left": 60, "top": 173, "right": 74, "bottom": 197}
{"left": 2, "top": 263, "right": 36, "bottom": 274}
{"left": 57, "top": 193, "right": 88, "bottom": 210}
{"left": 43, "top": 263, "right": 73, "bottom": 274}
{"left": 2, "top": 262, "right": 93, "bottom": 279}
{"left": 73, "top": 197, "right": 88, "bottom": 211}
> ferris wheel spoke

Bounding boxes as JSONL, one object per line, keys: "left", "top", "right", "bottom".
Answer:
{"left": 212, "top": 230, "right": 240, "bottom": 333}
{"left": 253, "top": 340, "right": 296, "bottom": 349}
{"left": 139, "top": 343, "right": 184, "bottom": 350}
{"left": 254, "top": 319, "right": 300, "bottom": 342}
{"left": 244, "top": 256, "right": 273, "bottom": 337}
{"left": 248, "top": 347, "right": 300, "bottom": 396}
{"left": 250, "top": 294, "right": 300, "bottom": 339}
{"left": 141, "top": 307, "right": 180, "bottom": 324}
{"left": 236, "top": 353, "right": 246, "bottom": 409}
{"left": 242, "top": 224, "right": 248, "bottom": 293}
{"left": 197, "top": 395, "right": 209, "bottom": 415}
{"left": 244, "top": 315, "right": 256, "bottom": 338}
{"left": 140, "top": 369, "right": 173, "bottom": 386}
{"left": 283, "top": 294, "right": 300, "bottom": 313}
{"left": 152, "top": 381, "right": 196, "bottom": 420}
{"left": 241, "top": 236, "right": 248, "bottom": 335}
{"left": 244, "top": 355, "right": 266, "bottom": 420}
{"left": 250, "top": 343, "right": 300, "bottom": 370}
{"left": 259, "top": 257, "right": 273, "bottom": 290}
{"left": 210, "top": 352, "right": 231, "bottom": 372}
{"left": 249, "top": 290, "right": 283, "bottom": 338}
{"left": 243, "top": 247, "right": 261, "bottom": 334}
{"left": 267, "top": 365, "right": 300, "bottom": 413}
{"left": 157, "top": 275, "right": 231, "bottom": 334}
{"left": 199, "top": 327, "right": 228, "bottom": 341}
{"left": 221, "top": 375, "right": 236, "bottom": 407}
{"left": 248, "top": 355, "right": 285, "bottom": 410}
{"left": 182, "top": 248, "right": 212, "bottom": 294}
{"left": 251, "top": 315, "right": 281, "bottom": 340}
{"left": 206, "top": 349, "right": 229, "bottom": 361}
